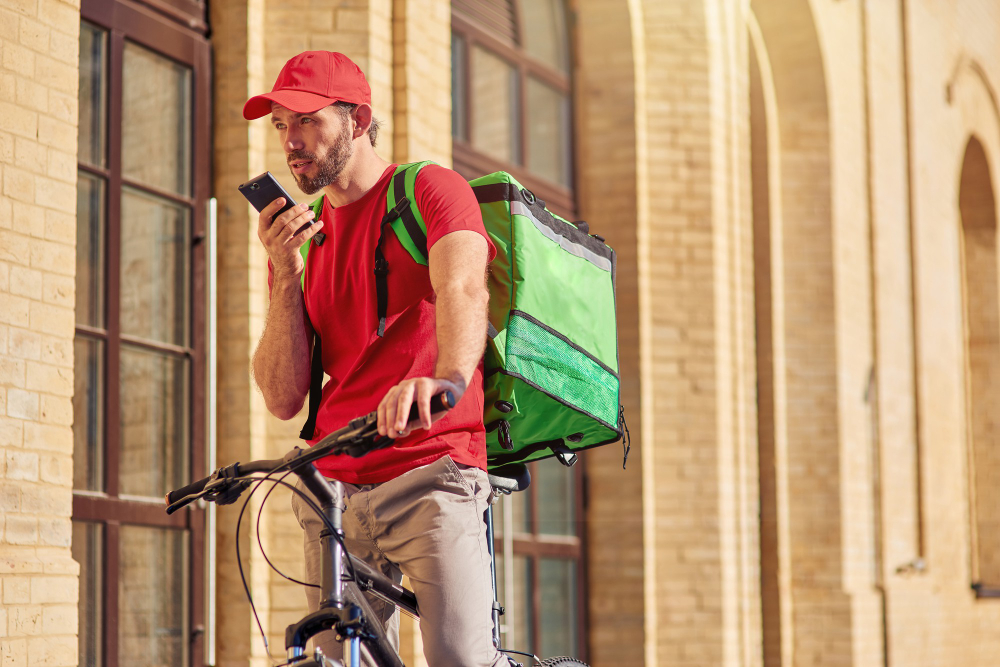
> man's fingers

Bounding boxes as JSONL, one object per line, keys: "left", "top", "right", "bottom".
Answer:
{"left": 393, "top": 383, "right": 417, "bottom": 435}
{"left": 415, "top": 381, "right": 434, "bottom": 430}
{"left": 377, "top": 393, "right": 390, "bottom": 437}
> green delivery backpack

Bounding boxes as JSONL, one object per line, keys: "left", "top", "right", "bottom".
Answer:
{"left": 298, "top": 161, "right": 628, "bottom": 471}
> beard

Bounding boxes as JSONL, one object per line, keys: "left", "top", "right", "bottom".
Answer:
{"left": 288, "top": 121, "right": 354, "bottom": 195}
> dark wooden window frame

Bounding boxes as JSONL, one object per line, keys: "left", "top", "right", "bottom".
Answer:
{"left": 451, "top": 7, "right": 577, "bottom": 219}
{"left": 73, "top": 0, "right": 210, "bottom": 665}
{"left": 504, "top": 461, "right": 589, "bottom": 661}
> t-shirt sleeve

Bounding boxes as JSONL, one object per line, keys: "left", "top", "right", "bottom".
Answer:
{"left": 414, "top": 164, "right": 497, "bottom": 262}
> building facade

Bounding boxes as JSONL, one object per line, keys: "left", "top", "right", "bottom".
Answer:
{"left": 2, "top": 0, "right": 1000, "bottom": 665}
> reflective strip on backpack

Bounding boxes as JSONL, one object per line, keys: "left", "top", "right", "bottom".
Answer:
{"left": 509, "top": 200, "right": 613, "bottom": 273}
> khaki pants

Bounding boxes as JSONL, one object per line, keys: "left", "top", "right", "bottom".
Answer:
{"left": 291, "top": 455, "right": 507, "bottom": 667}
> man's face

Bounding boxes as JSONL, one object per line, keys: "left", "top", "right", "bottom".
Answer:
{"left": 270, "top": 104, "right": 354, "bottom": 195}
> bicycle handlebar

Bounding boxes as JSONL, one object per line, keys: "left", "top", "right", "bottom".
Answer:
{"left": 164, "top": 391, "right": 455, "bottom": 513}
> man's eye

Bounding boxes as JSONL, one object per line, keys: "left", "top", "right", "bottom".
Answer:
{"left": 301, "top": 117, "right": 312, "bottom": 124}
{"left": 274, "top": 123, "right": 285, "bottom": 130}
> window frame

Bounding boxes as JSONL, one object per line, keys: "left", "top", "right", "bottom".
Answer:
{"left": 72, "top": 0, "right": 211, "bottom": 664}
{"left": 451, "top": 6, "right": 577, "bottom": 219}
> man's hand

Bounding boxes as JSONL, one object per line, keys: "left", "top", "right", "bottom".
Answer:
{"left": 257, "top": 198, "right": 324, "bottom": 280}
{"left": 377, "top": 376, "right": 465, "bottom": 438}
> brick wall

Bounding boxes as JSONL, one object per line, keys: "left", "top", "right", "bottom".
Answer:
{"left": 0, "top": 0, "right": 81, "bottom": 664}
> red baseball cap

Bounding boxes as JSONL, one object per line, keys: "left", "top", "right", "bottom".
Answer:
{"left": 243, "top": 51, "right": 372, "bottom": 120}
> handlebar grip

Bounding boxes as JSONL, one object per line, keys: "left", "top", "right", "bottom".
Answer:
{"left": 165, "top": 474, "right": 212, "bottom": 507}
{"left": 406, "top": 390, "right": 455, "bottom": 424}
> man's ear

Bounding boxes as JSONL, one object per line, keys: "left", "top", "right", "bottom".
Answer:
{"left": 353, "top": 104, "right": 373, "bottom": 138}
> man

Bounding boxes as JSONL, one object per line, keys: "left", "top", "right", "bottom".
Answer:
{"left": 244, "top": 51, "right": 505, "bottom": 666}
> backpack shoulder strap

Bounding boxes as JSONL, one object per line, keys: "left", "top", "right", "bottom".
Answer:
{"left": 384, "top": 161, "right": 435, "bottom": 266}
{"left": 299, "top": 195, "right": 326, "bottom": 440}
{"left": 373, "top": 161, "right": 435, "bottom": 336}
{"left": 298, "top": 195, "right": 326, "bottom": 290}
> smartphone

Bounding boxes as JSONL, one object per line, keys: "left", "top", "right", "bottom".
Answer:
{"left": 238, "top": 172, "right": 313, "bottom": 235}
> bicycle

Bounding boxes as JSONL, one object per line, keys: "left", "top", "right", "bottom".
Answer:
{"left": 165, "top": 392, "right": 589, "bottom": 667}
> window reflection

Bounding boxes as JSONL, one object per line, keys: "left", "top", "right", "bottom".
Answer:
{"left": 122, "top": 41, "right": 192, "bottom": 196}
{"left": 72, "top": 521, "right": 103, "bottom": 667}
{"left": 119, "top": 526, "right": 188, "bottom": 667}
{"left": 119, "top": 347, "right": 189, "bottom": 498}
{"left": 78, "top": 23, "right": 107, "bottom": 168}
{"left": 471, "top": 46, "right": 519, "bottom": 165}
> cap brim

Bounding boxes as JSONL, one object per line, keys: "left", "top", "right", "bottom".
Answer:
{"left": 242, "top": 90, "right": 342, "bottom": 120}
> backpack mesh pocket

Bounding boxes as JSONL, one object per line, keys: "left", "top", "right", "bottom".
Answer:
{"left": 504, "top": 311, "right": 619, "bottom": 427}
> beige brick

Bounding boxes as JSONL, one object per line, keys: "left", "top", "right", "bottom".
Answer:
{"left": 0, "top": 262, "right": 8, "bottom": 292}
{"left": 32, "top": 55, "right": 74, "bottom": 96}
{"left": 3, "top": 516, "right": 37, "bottom": 546}
{"left": 14, "top": 77, "right": 47, "bottom": 114}
{"left": 0, "top": 606, "right": 7, "bottom": 638}
{"left": 28, "top": 301, "right": 73, "bottom": 336}
{"left": 2, "top": 43, "right": 35, "bottom": 78}
{"left": 0, "top": 418, "right": 24, "bottom": 447}
{"left": 37, "top": 550, "right": 76, "bottom": 575}
{"left": 5, "top": 451, "right": 38, "bottom": 481}
{"left": 0, "top": 230, "right": 29, "bottom": 265}
{"left": 45, "top": 89, "right": 75, "bottom": 124}
{"left": 19, "top": 17, "right": 51, "bottom": 53}
{"left": 0, "top": 356, "right": 27, "bottom": 387}
{"left": 8, "top": 328, "right": 40, "bottom": 361}
{"left": 6, "top": 389, "right": 39, "bottom": 421}
{"left": 0, "top": 485, "right": 21, "bottom": 512}
{"left": 8, "top": 606, "right": 41, "bottom": 636}
{"left": 0, "top": 387, "right": 5, "bottom": 415}
{"left": 8, "top": 265, "right": 41, "bottom": 300}
{"left": 2, "top": 166, "right": 35, "bottom": 205}
{"left": 3, "top": 578, "right": 30, "bottom": 605}
{"left": 44, "top": 147, "right": 74, "bottom": 184}
{"left": 29, "top": 576, "right": 75, "bottom": 605}
{"left": 0, "top": 294, "right": 30, "bottom": 328}
{"left": 40, "top": 606, "right": 75, "bottom": 636}
{"left": 26, "top": 634, "right": 75, "bottom": 667}
{"left": 36, "top": 117, "right": 73, "bottom": 152}
{"left": 28, "top": 239, "right": 74, "bottom": 277}
{"left": 0, "top": 638, "right": 27, "bottom": 667}
{"left": 47, "top": 27, "right": 77, "bottom": 65}
{"left": 0, "top": 131, "right": 14, "bottom": 164}
{"left": 38, "top": 335, "right": 70, "bottom": 366}
{"left": 40, "top": 273, "right": 72, "bottom": 309}
{"left": 0, "top": 103, "right": 36, "bottom": 141}
{"left": 35, "top": 0, "right": 78, "bottom": 32}
{"left": 10, "top": 201, "right": 44, "bottom": 238}
{"left": 36, "top": 518, "right": 69, "bottom": 547}
{"left": 37, "top": 453, "right": 70, "bottom": 485}
{"left": 23, "top": 423, "right": 70, "bottom": 453}
{"left": 20, "top": 485, "right": 69, "bottom": 516}
{"left": 6, "top": 0, "right": 37, "bottom": 16}
{"left": 37, "top": 396, "right": 70, "bottom": 427}
{"left": 32, "top": 174, "right": 74, "bottom": 212}
{"left": 42, "top": 208, "right": 73, "bottom": 241}
{"left": 0, "top": 9, "right": 19, "bottom": 41}
{"left": 25, "top": 362, "right": 71, "bottom": 397}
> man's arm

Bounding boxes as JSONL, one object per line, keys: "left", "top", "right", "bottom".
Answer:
{"left": 251, "top": 197, "right": 324, "bottom": 420}
{"left": 377, "top": 230, "right": 490, "bottom": 437}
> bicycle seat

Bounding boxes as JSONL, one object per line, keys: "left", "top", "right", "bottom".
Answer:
{"left": 487, "top": 463, "right": 530, "bottom": 494}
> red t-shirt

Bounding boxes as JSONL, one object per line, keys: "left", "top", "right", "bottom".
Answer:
{"left": 273, "top": 163, "right": 494, "bottom": 484}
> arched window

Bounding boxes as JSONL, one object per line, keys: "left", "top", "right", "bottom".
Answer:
{"left": 451, "top": 0, "right": 575, "bottom": 216}
{"left": 959, "top": 136, "right": 1000, "bottom": 596}
{"left": 451, "top": 0, "right": 587, "bottom": 659}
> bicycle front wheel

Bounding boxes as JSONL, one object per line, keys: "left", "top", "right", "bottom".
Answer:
{"left": 536, "top": 658, "right": 590, "bottom": 667}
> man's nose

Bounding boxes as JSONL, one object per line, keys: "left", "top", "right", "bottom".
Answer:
{"left": 284, "top": 129, "right": 304, "bottom": 153}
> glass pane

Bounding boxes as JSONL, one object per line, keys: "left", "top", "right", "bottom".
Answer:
{"left": 78, "top": 22, "right": 107, "bottom": 167}
{"left": 119, "top": 526, "right": 188, "bottom": 667}
{"left": 451, "top": 33, "right": 468, "bottom": 142}
{"left": 119, "top": 346, "right": 189, "bottom": 498}
{"left": 120, "top": 187, "right": 191, "bottom": 346}
{"left": 511, "top": 484, "right": 531, "bottom": 534}
{"left": 76, "top": 170, "right": 106, "bottom": 327}
{"left": 539, "top": 558, "right": 577, "bottom": 658}
{"left": 122, "top": 41, "right": 192, "bottom": 195}
{"left": 536, "top": 461, "right": 576, "bottom": 536}
{"left": 471, "top": 46, "right": 519, "bottom": 164}
{"left": 521, "top": 0, "right": 570, "bottom": 74}
{"left": 72, "top": 521, "right": 103, "bottom": 667}
{"left": 526, "top": 77, "right": 572, "bottom": 187}
{"left": 73, "top": 337, "right": 104, "bottom": 491}
{"left": 496, "top": 553, "right": 533, "bottom": 651}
